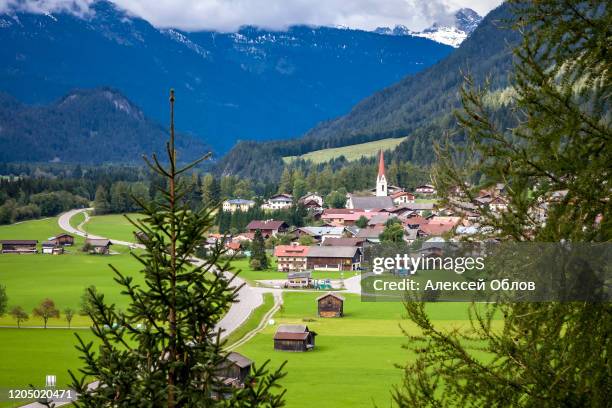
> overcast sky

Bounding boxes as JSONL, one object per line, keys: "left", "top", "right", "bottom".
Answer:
{"left": 1, "top": 0, "right": 505, "bottom": 32}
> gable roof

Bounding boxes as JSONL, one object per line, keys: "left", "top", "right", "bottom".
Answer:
{"left": 225, "top": 198, "right": 255, "bottom": 205}
{"left": 247, "top": 220, "right": 287, "bottom": 230}
{"left": 316, "top": 292, "right": 345, "bottom": 302}
{"left": 227, "top": 352, "right": 253, "bottom": 368}
{"left": 0, "top": 240, "right": 38, "bottom": 245}
{"left": 86, "top": 239, "right": 112, "bottom": 247}
{"left": 355, "top": 227, "right": 384, "bottom": 239}
{"left": 322, "top": 237, "right": 365, "bottom": 247}
{"left": 307, "top": 245, "right": 360, "bottom": 258}
{"left": 349, "top": 196, "right": 394, "bottom": 210}
{"left": 274, "top": 245, "right": 309, "bottom": 257}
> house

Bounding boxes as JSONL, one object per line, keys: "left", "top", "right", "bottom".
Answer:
{"left": 246, "top": 220, "right": 288, "bottom": 238}
{"left": 489, "top": 196, "right": 508, "bottom": 212}
{"left": 345, "top": 195, "right": 394, "bottom": 211}
{"left": 298, "top": 193, "right": 323, "bottom": 211}
{"left": 322, "top": 237, "right": 366, "bottom": 247}
{"left": 396, "top": 202, "right": 435, "bottom": 216}
{"left": 402, "top": 215, "right": 429, "bottom": 229}
{"left": 286, "top": 271, "right": 312, "bottom": 288}
{"left": 391, "top": 191, "right": 415, "bottom": 205}
{"left": 42, "top": 241, "right": 64, "bottom": 255}
{"left": 274, "top": 244, "right": 309, "bottom": 272}
{"left": 233, "top": 232, "right": 255, "bottom": 242}
{"left": 321, "top": 210, "right": 370, "bottom": 226}
{"left": 306, "top": 246, "right": 362, "bottom": 271}
{"left": 294, "top": 226, "right": 345, "bottom": 242}
{"left": 355, "top": 226, "right": 385, "bottom": 243}
{"left": 48, "top": 233, "right": 74, "bottom": 246}
{"left": 216, "top": 352, "right": 253, "bottom": 388}
{"left": 222, "top": 199, "right": 255, "bottom": 213}
{"left": 415, "top": 184, "right": 437, "bottom": 195}
{"left": 403, "top": 227, "right": 418, "bottom": 244}
{"left": 225, "top": 241, "right": 242, "bottom": 255}
{"left": 418, "top": 222, "right": 455, "bottom": 237}
{"left": 0, "top": 240, "right": 38, "bottom": 254}
{"left": 261, "top": 194, "right": 293, "bottom": 211}
{"left": 274, "top": 325, "right": 316, "bottom": 352}
{"left": 317, "top": 293, "right": 344, "bottom": 318}
{"left": 86, "top": 239, "right": 112, "bottom": 255}
{"left": 367, "top": 213, "right": 394, "bottom": 228}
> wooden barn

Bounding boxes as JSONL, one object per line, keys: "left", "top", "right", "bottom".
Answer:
{"left": 216, "top": 352, "right": 253, "bottom": 387}
{"left": 0, "top": 240, "right": 38, "bottom": 254}
{"left": 86, "top": 239, "right": 112, "bottom": 255}
{"left": 49, "top": 233, "right": 74, "bottom": 246}
{"left": 317, "top": 292, "right": 345, "bottom": 318}
{"left": 274, "top": 325, "right": 316, "bottom": 352}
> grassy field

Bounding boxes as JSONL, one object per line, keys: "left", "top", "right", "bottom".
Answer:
{"left": 0, "top": 217, "right": 144, "bottom": 327}
{"left": 83, "top": 213, "right": 144, "bottom": 243}
{"left": 0, "top": 328, "right": 95, "bottom": 408}
{"left": 69, "top": 210, "right": 87, "bottom": 231}
{"left": 283, "top": 137, "right": 406, "bottom": 164}
{"left": 235, "top": 292, "right": 487, "bottom": 408}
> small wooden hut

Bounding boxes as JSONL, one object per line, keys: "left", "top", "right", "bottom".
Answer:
{"left": 42, "top": 241, "right": 64, "bottom": 255}
{"left": 317, "top": 292, "right": 345, "bottom": 318}
{"left": 274, "top": 325, "right": 316, "bottom": 352}
{"left": 86, "top": 239, "right": 112, "bottom": 255}
{"left": 216, "top": 352, "right": 253, "bottom": 387}
{"left": 49, "top": 233, "right": 75, "bottom": 246}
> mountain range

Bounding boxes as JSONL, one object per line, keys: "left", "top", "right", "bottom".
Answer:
{"left": 218, "top": 3, "right": 520, "bottom": 181}
{"left": 0, "top": 0, "right": 455, "bottom": 153}
{"left": 0, "top": 88, "right": 206, "bottom": 163}
{"left": 374, "top": 8, "right": 483, "bottom": 48}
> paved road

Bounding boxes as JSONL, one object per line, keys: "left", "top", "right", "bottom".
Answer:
{"left": 57, "top": 209, "right": 264, "bottom": 338}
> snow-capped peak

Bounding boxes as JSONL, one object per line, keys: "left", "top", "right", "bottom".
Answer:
{"left": 374, "top": 8, "right": 482, "bottom": 48}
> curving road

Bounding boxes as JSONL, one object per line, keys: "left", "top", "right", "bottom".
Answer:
{"left": 57, "top": 209, "right": 264, "bottom": 338}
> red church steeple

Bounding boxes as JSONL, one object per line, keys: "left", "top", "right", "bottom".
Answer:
{"left": 377, "top": 150, "right": 385, "bottom": 177}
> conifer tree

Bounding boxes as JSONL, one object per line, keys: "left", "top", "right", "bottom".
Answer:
{"left": 396, "top": 1, "right": 611, "bottom": 407}
{"left": 250, "top": 229, "right": 268, "bottom": 270}
{"left": 92, "top": 185, "right": 111, "bottom": 215}
{"left": 70, "top": 90, "right": 285, "bottom": 407}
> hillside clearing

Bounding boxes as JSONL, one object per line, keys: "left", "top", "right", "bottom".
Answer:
{"left": 283, "top": 137, "right": 406, "bottom": 164}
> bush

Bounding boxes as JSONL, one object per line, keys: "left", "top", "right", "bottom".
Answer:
{"left": 249, "top": 258, "right": 262, "bottom": 270}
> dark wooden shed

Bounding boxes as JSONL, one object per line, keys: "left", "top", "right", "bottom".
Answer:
{"left": 216, "top": 352, "right": 253, "bottom": 387}
{"left": 0, "top": 240, "right": 38, "bottom": 254}
{"left": 50, "top": 233, "right": 74, "bottom": 246}
{"left": 274, "top": 325, "right": 316, "bottom": 352}
{"left": 317, "top": 292, "right": 345, "bottom": 318}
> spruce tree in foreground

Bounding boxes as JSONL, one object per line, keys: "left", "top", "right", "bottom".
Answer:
{"left": 70, "top": 90, "right": 285, "bottom": 407}
{"left": 395, "top": 1, "right": 611, "bottom": 407}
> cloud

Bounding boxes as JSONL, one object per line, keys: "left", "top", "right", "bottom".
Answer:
{"left": 0, "top": 0, "right": 503, "bottom": 32}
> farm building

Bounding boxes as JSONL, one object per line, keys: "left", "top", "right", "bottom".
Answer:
{"left": 42, "top": 241, "right": 64, "bottom": 255}
{"left": 307, "top": 246, "right": 362, "bottom": 271}
{"left": 274, "top": 325, "right": 316, "bottom": 352}
{"left": 317, "top": 293, "right": 345, "bottom": 318}
{"left": 286, "top": 271, "right": 312, "bottom": 288}
{"left": 216, "top": 352, "right": 253, "bottom": 388}
{"left": 0, "top": 240, "right": 38, "bottom": 254}
{"left": 48, "top": 233, "right": 75, "bottom": 246}
{"left": 246, "top": 220, "right": 288, "bottom": 238}
{"left": 86, "top": 239, "right": 112, "bottom": 255}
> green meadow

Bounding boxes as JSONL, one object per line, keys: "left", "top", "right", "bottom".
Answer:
{"left": 283, "top": 137, "right": 406, "bottom": 164}
{"left": 82, "top": 213, "right": 144, "bottom": 243}
{"left": 235, "top": 292, "right": 489, "bottom": 408}
{"left": 0, "top": 328, "right": 95, "bottom": 408}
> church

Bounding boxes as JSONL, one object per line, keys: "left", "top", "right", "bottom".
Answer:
{"left": 345, "top": 150, "right": 402, "bottom": 210}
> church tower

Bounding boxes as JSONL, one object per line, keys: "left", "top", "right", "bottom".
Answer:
{"left": 376, "top": 150, "right": 387, "bottom": 197}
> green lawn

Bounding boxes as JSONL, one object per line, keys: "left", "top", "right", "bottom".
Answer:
{"left": 83, "top": 213, "right": 144, "bottom": 243}
{"left": 0, "top": 328, "right": 95, "bottom": 408}
{"left": 283, "top": 137, "right": 406, "bottom": 164}
{"left": 235, "top": 292, "right": 484, "bottom": 408}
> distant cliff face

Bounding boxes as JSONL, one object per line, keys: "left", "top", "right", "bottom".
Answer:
{"left": 0, "top": 0, "right": 452, "bottom": 153}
